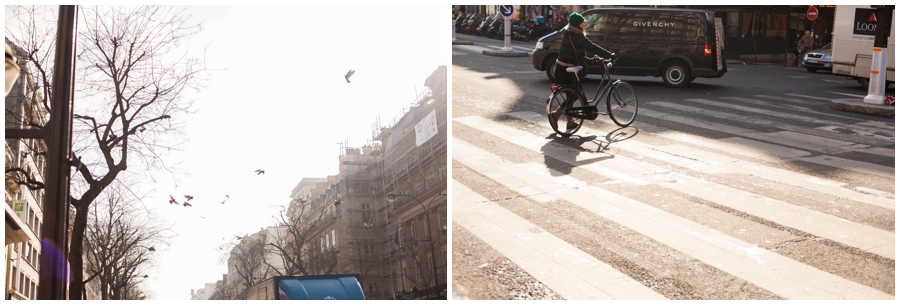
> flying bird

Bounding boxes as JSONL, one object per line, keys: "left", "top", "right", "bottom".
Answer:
{"left": 344, "top": 69, "right": 355, "bottom": 83}
{"left": 184, "top": 195, "right": 194, "bottom": 201}
{"left": 255, "top": 169, "right": 265, "bottom": 175}
{"left": 168, "top": 195, "right": 179, "bottom": 205}
{"left": 183, "top": 202, "right": 192, "bottom": 207}
{"left": 235, "top": 236, "right": 243, "bottom": 240}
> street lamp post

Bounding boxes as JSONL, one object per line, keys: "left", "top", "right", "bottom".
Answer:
{"left": 385, "top": 191, "right": 446, "bottom": 298}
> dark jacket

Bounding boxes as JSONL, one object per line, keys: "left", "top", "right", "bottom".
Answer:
{"left": 556, "top": 25, "right": 613, "bottom": 67}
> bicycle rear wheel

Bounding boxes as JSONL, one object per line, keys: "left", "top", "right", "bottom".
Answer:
{"left": 607, "top": 81, "right": 638, "bottom": 127}
{"left": 547, "top": 87, "right": 587, "bottom": 137}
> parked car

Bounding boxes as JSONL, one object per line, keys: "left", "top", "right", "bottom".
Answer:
{"left": 532, "top": 7, "right": 728, "bottom": 87}
{"left": 802, "top": 42, "right": 833, "bottom": 73}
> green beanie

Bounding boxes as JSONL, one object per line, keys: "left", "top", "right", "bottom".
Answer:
{"left": 568, "top": 12, "right": 584, "bottom": 27}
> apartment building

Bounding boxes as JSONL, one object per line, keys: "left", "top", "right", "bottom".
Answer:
{"left": 4, "top": 39, "right": 47, "bottom": 301}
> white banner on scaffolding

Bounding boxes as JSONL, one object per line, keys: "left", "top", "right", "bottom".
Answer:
{"left": 415, "top": 110, "right": 438, "bottom": 147}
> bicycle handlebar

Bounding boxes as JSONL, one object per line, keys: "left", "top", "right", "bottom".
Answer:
{"left": 585, "top": 54, "right": 615, "bottom": 66}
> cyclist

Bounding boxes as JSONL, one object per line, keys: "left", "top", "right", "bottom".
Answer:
{"left": 551, "top": 12, "right": 615, "bottom": 132}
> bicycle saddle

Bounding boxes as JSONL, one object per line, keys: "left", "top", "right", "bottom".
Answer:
{"left": 566, "top": 66, "right": 583, "bottom": 73}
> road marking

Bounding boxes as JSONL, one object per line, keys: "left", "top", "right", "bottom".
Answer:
{"left": 825, "top": 92, "right": 866, "bottom": 98}
{"left": 454, "top": 137, "right": 893, "bottom": 299}
{"left": 453, "top": 180, "right": 667, "bottom": 300}
{"left": 506, "top": 111, "right": 893, "bottom": 209}
{"left": 653, "top": 101, "right": 885, "bottom": 150}
{"left": 796, "top": 155, "right": 895, "bottom": 179}
{"left": 454, "top": 115, "right": 895, "bottom": 259}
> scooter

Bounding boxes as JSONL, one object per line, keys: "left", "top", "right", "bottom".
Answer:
{"left": 475, "top": 14, "right": 495, "bottom": 36}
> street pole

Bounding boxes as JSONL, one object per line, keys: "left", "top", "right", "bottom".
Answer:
{"left": 38, "top": 5, "right": 78, "bottom": 300}
{"left": 502, "top": 16, "right": 513, "bottom": 52}
{"left": 864, "top": 5, "right": 893, "bottom": 104}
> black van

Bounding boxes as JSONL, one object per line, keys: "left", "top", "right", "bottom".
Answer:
{"left": 532, "top": 8, "right": 727, "bottom": 87}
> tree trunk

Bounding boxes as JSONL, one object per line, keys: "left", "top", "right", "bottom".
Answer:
{"left": 68, "top": 203, "right": 89, "bottom": 300}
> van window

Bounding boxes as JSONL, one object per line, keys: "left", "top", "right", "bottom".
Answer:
{"left": 607, "top": 11, "right": 704, "bottom": 41}
{"left": 583, "top": 11, "right": 609, "bottom": 35}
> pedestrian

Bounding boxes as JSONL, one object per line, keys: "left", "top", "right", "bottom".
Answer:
{"left": 797, "top": 30, "right": 814, "bottom": 67}
{"left": 550, "top": 12, "right": 615, "bottom": 133}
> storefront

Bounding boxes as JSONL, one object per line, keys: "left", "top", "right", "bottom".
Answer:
{"left": 681, "top": 5, "right": 835, "bottom": 58}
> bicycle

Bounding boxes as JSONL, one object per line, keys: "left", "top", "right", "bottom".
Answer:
{"left": 546, "top": 55, "right": 638, "bottom": 137}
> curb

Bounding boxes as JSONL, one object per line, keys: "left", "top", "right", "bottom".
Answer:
{"left": 830, "top": 98, "right": 894, "bottom": 117}
{"left": 482, "top": 50, "right": 529, "bottom": 57}
{"left": 452, "top": 40, "right": 474, "bottom": 45}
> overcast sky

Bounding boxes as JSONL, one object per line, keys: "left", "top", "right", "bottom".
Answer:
{"left": 134, "top": 5, "right": 448, "bottom": 300}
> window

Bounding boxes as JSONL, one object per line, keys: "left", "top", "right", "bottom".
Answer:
{"left": 583, "top": 11, "right": 609, "bottom": 35}
{"left": 363, "top": 244, "right": 375, "bottom": 255}
{"left": 331, "top": 229, "right": 336, "bottom": 248}
{"left": 362, "top": 211, "right": 373, "bottom": 224}
{"left": 367, "top": 282, "right": 378, "bottom": 294}
{"left": 411, "top": 222, "right": 418, "bottom": 247}
{"left": 440, "top": 209, "right": 447, "bottom": 236}
{"left": 326, "top": 234, "right": 330, "bottom": 248}
{"left": 741, "top": 12, "right": 787, "bottom": 39}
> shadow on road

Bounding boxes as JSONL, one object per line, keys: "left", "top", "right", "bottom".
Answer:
{"left": 540, "top": 126, "right": 639, "bottom": 176}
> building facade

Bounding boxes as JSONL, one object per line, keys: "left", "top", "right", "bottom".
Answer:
{"left": 457, "top": 5, "right": 835, "bottom": 62}
{"left": 4, "top": 39, "right": 47, "bottom": 301}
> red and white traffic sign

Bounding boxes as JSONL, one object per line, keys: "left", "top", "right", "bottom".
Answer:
{"left": 807, "top": 7, "right": 819, "bottom": 21}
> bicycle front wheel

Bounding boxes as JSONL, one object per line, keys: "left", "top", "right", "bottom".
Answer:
{"left": 546, "top": 87, "right": 587, "bottom": 137}
{"left": 607, "top": 81, "right": 638, "bottom": 127}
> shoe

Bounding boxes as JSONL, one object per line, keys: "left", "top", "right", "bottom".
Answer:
{"left": 549, "top": 108, "right": 563, "bottom": 131}
{"left": 565, "top": 119, "right": 579, "bottom": 134}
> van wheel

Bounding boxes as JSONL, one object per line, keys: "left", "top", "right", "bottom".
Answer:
{"left": 545, "top": 56, "right": 558, "bottom": 82}
{"left": 662, "top": 61, "right": 691, "bottom": 88}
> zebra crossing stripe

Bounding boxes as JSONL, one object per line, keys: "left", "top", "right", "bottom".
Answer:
{"left": 637, "top": 107, "right": 892, "bottom": 169}
{"left": 453, "top": 138, "right": 893, "bottom": 299}
{"left": 700, "top": 97, "right": 894, "bottom": 141}
{"left": 453, "top": 115, "right": 895, "bottom": 259}
{"left": 503, "top": 111, "right": 894, "bottom": 210}
{"left": 453, "top": 179, "right": 667, "bottom": 300}
{"left": 655, "top": 101, "right": 884, "bottom": 149}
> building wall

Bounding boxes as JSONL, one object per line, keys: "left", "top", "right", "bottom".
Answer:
{"left": 4, "top": 40, "right": 47, "bottom": 301}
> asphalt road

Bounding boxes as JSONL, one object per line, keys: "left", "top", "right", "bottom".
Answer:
{"left": 450, "top": 33, "right": 895, "bottom": 300}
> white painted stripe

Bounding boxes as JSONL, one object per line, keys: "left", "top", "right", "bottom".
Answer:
{"left": 652, "top": 144, "right": 895, "bottom": 211}
{"left": 654, "top": 102, "right": 884, "bottom": 150}
{"left": 453, "top": 115, "right": 895, "bottom": 259}
{"left": 453, "top": 138, "right": 893, "bottom": 300}
{"left": 690, "top": 98, "right": 843, "bottom": 127}
{"left": 848, "top": 146, "right": 895, "bottom": 158}
{"left": 720, "top": 97, "right": 895, "bottom": 140}
{"left": 824, "top": 92, "right": 866, "bottom": 99}
{"left": 453, "top": 180, "right": 666, "bottom": 300}
{"left": 797, "top": 155, "right": 895, "bottom": 179}
{"left": 506, "top": 111, "right": 893, "bottom": 210}
{"left": 762, "top": 131, "right": 870, "bottom": 154}
{"left": 641, "top": 106, "right": 877, "bottom": 156}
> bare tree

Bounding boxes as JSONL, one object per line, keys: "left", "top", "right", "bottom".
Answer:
{"left": 400, "top": 240, "right": 437, "bottom": 294}
{"left": 6, "top": 5, "right": 206, "bottom": 299}
{"left": 228, "top": 233, "right": 270, "bottom": 292}
{"left": 84, "top": 182, "right": 172, "bottom": 300}
{"left": 265, "top": 198, "right": 338, "bottom": 277}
